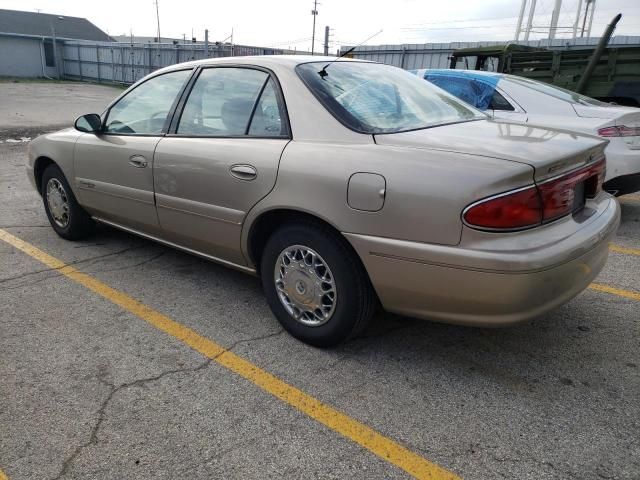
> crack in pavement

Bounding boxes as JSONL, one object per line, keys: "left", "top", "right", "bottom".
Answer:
{"left": 50, "top": 359, "right": 212, "bottom": 480}
{"left": 0, "top": 244, "right": 147, "bottom": 286}
{"left": 49, "top": 329, "right": 286, "bottom": 479}
{"left": 84, "top": 251, "right": 166, "bottom": 274}
{"left": 0, "top": 249, "right": 165, "bottom": 292}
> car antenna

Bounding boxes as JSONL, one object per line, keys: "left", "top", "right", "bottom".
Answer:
{"left": 318, "top": 29, "right": 383, "bottom": 78}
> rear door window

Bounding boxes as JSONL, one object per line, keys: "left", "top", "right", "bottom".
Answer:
{"left": 489, "top": 90, "right": 515, "bottom": 111}
{"left": 177, "top": 68, "right": 268, "bottom": 136}
{"left": 248, "top": 78, "right": 287, "bottom": 137}
{"left": 425, "top": 75, "right": 496, "bottom": 111}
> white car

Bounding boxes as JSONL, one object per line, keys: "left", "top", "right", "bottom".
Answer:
{"left": 414, "top": 69, "right": 640, "bottom": 195}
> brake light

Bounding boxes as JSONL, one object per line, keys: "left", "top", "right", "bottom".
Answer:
{"left": 463, "top": 186, "right": 542, "bottom": 230}
{"left": 598, "top": 126, "right": 640, "bottom": 137}
{"left": 463, "top": 159, "right": 605, "bottom": 231}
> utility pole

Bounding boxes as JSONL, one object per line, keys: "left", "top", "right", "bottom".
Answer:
{"left": 154, "top": 0, "right": 161, "bottom": 42}
{"left": 586, "top": 0, "right": 596, "bottom": 37}
{"left": 523, "top": 0, "right": 537, "bottom": 41}
{"left": 549, "top": 0, "right": 562, "bottom": 39}
{"left": 311, "top": 0, "right": 318, "bottom": 55}
{"left": 514, "top": 0, "right": 527, "bottom": 41}
{"left": 573, "top": 0, "right": 583, "bottom": 38}
{"left": 580, "top": 0, "right": 596, "bottom": 37}
{"left": 323, "top": 26, "right": 330, "bottom": 55}
{"left": 204, "top": 29, "right": 209, "bottom": 57}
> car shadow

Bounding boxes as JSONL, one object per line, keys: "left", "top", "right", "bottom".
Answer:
{"left": 91, "top": 223, "right": 622, "bottom": 393}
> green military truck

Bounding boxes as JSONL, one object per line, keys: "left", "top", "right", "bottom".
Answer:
{"left": 449, "top": 42, "right": 640, "bottom": 107}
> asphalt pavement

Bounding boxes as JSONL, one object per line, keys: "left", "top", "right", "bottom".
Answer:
{"left": 1, "top": 81, "right": 639, "bottom": 480}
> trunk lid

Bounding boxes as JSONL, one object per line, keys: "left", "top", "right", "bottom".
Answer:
{"left": 374, "top": 118, "right": 607, "bottom": 182}
{"left": 573, "top": 104, "right": 640, "bottom": 150}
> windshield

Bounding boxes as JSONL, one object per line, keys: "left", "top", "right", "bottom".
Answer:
{"left": 504, "top": 75, "right": 608, "bottom": 107}
{"left": 296, "top": 62, "right": 484, "bottom": 134}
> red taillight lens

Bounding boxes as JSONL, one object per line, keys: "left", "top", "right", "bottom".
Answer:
{"left": 539, "top": 158, "right": 605, "bottom": 221}
{"left": 598, "top": 126, "right": 640, "bottom": 137}
{"left": 463, "top": 186, "right": 542, "bottom": 230}
{"left": 464, "top": 159, "right": 606, "bottom": 231}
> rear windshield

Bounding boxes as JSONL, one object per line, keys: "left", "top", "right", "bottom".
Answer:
{"left": 504, "top": 75, "right": 608, "bottom": 107}
{"left": 296, "top": 62, "right": 484, "bottom": 134}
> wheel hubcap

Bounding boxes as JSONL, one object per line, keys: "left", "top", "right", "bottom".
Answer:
{"left": 274, "top": 245, "right": 337, "bottom": 327}
{"left": 46, "top": 178, "right": 70, "bottom": 228}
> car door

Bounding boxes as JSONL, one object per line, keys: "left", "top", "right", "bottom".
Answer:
{"left": 153, "top": 67, "right": 290, "bottom": 265}
{"left": 74, "top": 69, "right": 193, "bottom": 233}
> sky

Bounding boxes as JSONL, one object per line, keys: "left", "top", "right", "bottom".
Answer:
{"left": 1, "top": 0, "right": 639, "bottom": 52}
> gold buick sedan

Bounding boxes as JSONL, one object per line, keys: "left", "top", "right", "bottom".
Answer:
{"left": 28, "top": 56, "right": 620, "bottom": 346}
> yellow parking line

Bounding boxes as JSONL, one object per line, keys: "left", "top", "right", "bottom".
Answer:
{"left": 589, "top": 283, "right": 640, "bottom": 301}
{"left": 609, "top": 243, "right": 640, "bottom": 257}
{"left": 0, "top": 229, "right": 458, "bottom": 480}
{"left": 0, "top": 468, "right": 8, "bottom": 480}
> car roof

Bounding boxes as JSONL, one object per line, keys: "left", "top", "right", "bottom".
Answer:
{"left": 158, "top": 55, "right": 372, "bottom": 73}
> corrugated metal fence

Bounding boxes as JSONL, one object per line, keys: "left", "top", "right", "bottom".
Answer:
{"left": 62, "top": 40, "right": 305, "bottom": 85}
{"left": 340, "top": 36, "right": 640, "bottom": 70}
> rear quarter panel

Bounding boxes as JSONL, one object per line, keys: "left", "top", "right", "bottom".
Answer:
{"left": 242, "top": 141, "right": 535, "bottom": 257}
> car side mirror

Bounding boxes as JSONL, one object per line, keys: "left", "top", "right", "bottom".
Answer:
{"left": 74, "top": 113, "right": 102, "bottom": 133}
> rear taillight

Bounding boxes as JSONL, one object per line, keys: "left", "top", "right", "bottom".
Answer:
{"left": 463, "top": 159, "right": 605, "bottom": 231}
{"left": 463, "top": 186, "right": 542, "bottom": 230}
{"left": 598, "top": 126, "right": 640, "bottom": 137}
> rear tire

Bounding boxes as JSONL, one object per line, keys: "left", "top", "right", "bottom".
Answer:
{"left": 261, "top": 222, "right": 376, "bottom": 347}
{"left": 42, "top": 164, "right": 95, "bottom": 240}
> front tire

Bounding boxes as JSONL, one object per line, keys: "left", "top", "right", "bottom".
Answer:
{"left": 261, "top": 222, "right": 376, "bottom": 347}
{"left": 42, "top": 164, "right": 95, "bottom": 240}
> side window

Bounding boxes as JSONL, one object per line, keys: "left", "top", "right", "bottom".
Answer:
{"left": 425, "top": 75, "right": 495, "bottom": 110}
{"left": 104, "top": 70, "right": 191, "bottom": 135}
{"left": 489, "top": 90, "right": 515, "bottom": 111}
{"left": 248, "top": 78, "right": 287, "bottom": 137}
{"left": 426, "top": 75, "right": 477, "bottom": 107}
{"left": 177, "top": 68, "right": 268, "bottom": 136}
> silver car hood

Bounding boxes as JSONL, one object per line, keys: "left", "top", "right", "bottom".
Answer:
{"left": 374, "top": 119, "right": 607, "bottom": 181}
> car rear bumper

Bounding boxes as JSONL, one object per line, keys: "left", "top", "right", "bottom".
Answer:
{"left": 604, "top": 145, "right": 640, "bottom": 186}
{"left": 345, "top": 196, "right": 620, "bottom": 326}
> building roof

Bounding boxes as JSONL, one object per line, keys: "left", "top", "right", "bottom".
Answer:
{"left": 0, "top": 9, "right": 112, "bottom": 41}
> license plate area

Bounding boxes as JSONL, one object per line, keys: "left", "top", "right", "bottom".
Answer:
{"left": 572, "top": 181, "right": 586, "bottom": 214}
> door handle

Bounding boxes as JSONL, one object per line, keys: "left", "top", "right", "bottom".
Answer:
{"left": 229, "top": 164, "right": 257, "bottom": 181}
{"left": 129, "top": 155, "right": 148, "bottom": 168}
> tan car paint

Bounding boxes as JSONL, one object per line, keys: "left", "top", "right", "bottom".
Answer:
{"left": 153, "top": 137, "right": 290, "bottom": 265}
{"left": 28, "top": 56, "right": 620, "bottom": 327}
{"left": 74, "top": 134, "right": 163, "bottom": 233}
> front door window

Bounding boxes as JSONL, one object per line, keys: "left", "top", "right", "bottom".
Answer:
{"left": 104, "top": 70, "right": 191, "bottom": 135}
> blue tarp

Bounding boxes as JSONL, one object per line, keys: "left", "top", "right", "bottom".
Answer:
{"left": 410, "top": 70, "right": 500, "bottom": 111}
